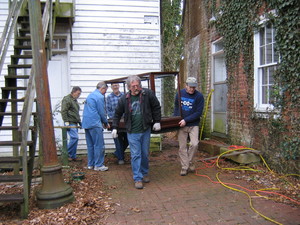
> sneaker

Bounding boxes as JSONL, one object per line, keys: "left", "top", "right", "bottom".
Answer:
{"left": 142, "top": 175, "right": 150, "bottom": 183}
{"left": 180, "top": 169, "right": 187, "bottom": 176}
{"left": 94, "top": 165, "right": 108, "bottom": 171}
{"left": 87, "top": 166, "right": 94, "bottom": 170}
{"left": 134, "top": 181, "right": 143, "bottom": 189}
{"left": 189, "top": 163, "right": 195, "bottom": 172}
{"left": 118, "top": 160, "right": 125, "bottom": 165}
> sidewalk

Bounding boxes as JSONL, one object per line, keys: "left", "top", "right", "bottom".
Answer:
{"left": 101, "top": 148, "right": 300, "bottom": 225}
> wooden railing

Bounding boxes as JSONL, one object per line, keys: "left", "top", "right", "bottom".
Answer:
{"left": 0, "top": 0, "right": 25, "bottom": 76}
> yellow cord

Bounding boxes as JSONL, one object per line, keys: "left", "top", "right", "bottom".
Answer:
{"left": 216, "top": 172, "right": 283, "bottom": 225}
{"left": 214, "top": 147, "right": 300, "bottom": 224}
{"left": 200, "top": 89, "right": 214, "bottom": 140}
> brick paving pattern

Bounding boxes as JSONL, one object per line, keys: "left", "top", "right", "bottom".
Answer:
{"left": 101, "top": 150, "right": 300, "bottom": 225}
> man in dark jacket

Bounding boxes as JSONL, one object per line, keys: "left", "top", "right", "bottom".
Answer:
{"left": 111, "top": 75, "right": 161, "bottom": 189}
{"left": 174, "top": 77, "right": 204, "bottom": 176}
{"left": 61, "top": 86, "right": 82, "bottom": 161}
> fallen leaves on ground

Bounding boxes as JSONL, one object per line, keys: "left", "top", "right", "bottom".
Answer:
{"left": 0, "top": 133, "right": 299, "bottom": 224}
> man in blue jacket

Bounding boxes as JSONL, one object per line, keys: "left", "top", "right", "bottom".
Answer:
{"left": 111, "top": 75, "right": 161, "bottom": 189}
{"left": 82, "top": 81, "right": 110, "bottom": 171}
{"left": 174, "top": 77, "right": 204, "bottom": 176}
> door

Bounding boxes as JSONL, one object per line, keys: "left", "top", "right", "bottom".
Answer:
{"left": 48, "top": 54, "right": 69, "bottom": 145}
{"left": 212, "top": 40, "right": 227, "bottom": 134}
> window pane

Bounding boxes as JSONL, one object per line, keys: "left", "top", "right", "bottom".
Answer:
{"left": 213, "top": 83, "right": 227, "bottom": 112}
{"left": 269, "top": 86, "right": 275, "bottom": 104}
{"left": 262, "top": 67, "right": 267, "bottom": 84}
{"left": 52, "top": 39, "right": 58, "bottom": 49}
{"left": 266, "top": 44, "right": 272, "bottom": 64}
{"left": 214, "top": 54, "right": 226, "bottom": 82}
{"left": 214, "top": 41, "right": 224, "bottom": 52}
{"left": 274, "top": 43, "right": 279, "bottom": 62}
{"left": 59, "top": 39, "right": 67, "bottom": 49}
{"left": 262, "top": 86, "right": 267, "bottom": 104}
{"left": 266, "top": 23, "right": 272, "bottom": 44}
{"left": 259, "top": 28, "right": 265, "bottom": 46}
{"left": 260, "top": 46, "right": 265, "bottom": 65}
{"left": 269, "top": 67, "right": 274, "bottom": 84}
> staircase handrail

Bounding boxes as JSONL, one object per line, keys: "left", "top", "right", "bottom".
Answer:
{"left": 0, "top": 0, "right": 25, "bottom": 76}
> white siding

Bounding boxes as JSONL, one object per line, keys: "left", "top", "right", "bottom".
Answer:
{"left": 0, "top": 0, "right": 162, "bottom": 155}
{"left": 70, "top": 0, "right": 161, "bottom": 152}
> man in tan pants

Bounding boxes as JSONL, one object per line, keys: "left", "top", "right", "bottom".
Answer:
{"left": 174, "top": 77, "right": 204, "bottom": 176}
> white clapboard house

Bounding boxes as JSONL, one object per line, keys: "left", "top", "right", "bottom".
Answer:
{"left": 0, "top": 0, "right": 162, "bottom": 156}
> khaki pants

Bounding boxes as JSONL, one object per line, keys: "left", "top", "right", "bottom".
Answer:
{"left": 178, "top": 126, "right": 199, "bottom": 170}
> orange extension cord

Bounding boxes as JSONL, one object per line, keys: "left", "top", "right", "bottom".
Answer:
{"left": 195, "top": 147, "right": 300, "bottom": 225}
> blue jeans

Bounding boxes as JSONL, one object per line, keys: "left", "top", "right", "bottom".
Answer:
{"left": 85, "top": 127, "right": 105, "bottom": 167}
{"left": 67, "top": 124, "right": 79, "bottom": 159}
{"left": 127, "top": 128, "right": 151, "bottom": 182}
{"left": 114, "top": 132, "right": 128, "bottom": 160}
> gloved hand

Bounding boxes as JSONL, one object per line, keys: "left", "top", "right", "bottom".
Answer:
{"left": 152, "top": 123, "right": 161, "bottom": 131}
{"left": 65, "top": 122, "right": 70, "bottom": 126}
{"left": 111, "top": 129, "right": 118, "bottom": 138}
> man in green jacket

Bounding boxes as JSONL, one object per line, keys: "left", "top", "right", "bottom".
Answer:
{"left": 61, "top": 86, "right": 82, "bottom": 161}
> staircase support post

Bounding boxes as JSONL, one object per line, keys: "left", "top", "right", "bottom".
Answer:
{"left": 28, "top": 0, "right": 74, "bottom": 209}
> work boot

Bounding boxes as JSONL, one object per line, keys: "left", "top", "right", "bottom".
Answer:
{"left": 134, "top": 181, "right": 143, "bottom": 189}
{"left": 142, "top": 175, "right": 150, "bottom": 183}
{"left": 180, "top": 169, "right": 187, "bottom": 176}
{"left": 189, "top": 163, "right": 195, "bottom": 173}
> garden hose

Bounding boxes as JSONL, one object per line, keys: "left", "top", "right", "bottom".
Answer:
{"left": 213, "top": 147, "right": 300, "bottom": 224}
{"left": 200, "top": 89, "right": 214, "bottom": 140}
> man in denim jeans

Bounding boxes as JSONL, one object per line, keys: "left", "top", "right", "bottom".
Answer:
{"left": 61, "top": 86, "right": 82, "bottom": 161}
{"left": 82, "top": 81, "right": 110, "bottom": 171}
{"left": 111, "top": 75, "right": 161, "bottom": 189}
{"left": 106, "top": 83, "right": 128, "bottom": 165}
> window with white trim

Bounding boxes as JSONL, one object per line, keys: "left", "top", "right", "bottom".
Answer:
{"left": 254, "top": 22, "right": 279, "bottom": 111}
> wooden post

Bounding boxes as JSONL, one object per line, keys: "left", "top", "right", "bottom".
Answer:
{"left": 61, "top": 128, "right": 69, "bottom": 166}
{"left": 28, "top": 0, "right": 74, "bottom": 209}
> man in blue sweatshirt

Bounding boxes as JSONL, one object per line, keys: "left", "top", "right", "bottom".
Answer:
{"left": 174, "top": 77, "right": 204, "bottom": 176}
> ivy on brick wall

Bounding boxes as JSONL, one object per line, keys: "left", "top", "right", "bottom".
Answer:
{"left": 206, "top": 0, "right": 299, "bottom": 161}
{"left": 161, "top": 0, "right": 183, "bottom": 116}
{"left": 267, "top": 0, "right": 300, "bottom": 160}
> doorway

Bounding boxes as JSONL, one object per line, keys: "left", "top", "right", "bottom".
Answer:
{"left": 212, "top": 40, "right": 227, "bottom": 135}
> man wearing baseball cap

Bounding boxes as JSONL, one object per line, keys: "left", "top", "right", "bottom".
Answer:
{"left": 174, "top": 77, "right": 204, "bottom": 176}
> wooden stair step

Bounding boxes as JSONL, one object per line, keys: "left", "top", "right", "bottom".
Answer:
{"left": 14, "top": 45, "right": 31, "bottom": 50}
{"left": 0, "top": 175, "right": 23, "bottom": 183}
{"left": 0, "top": 99, "right": 36, "bottom": 103}
{"left": 0, "top": 126, "right": 35, "bottom": 130}
{"left": 16, "top": 36, "right": 31, "bottom": 41}
{"left": 18, "top": 28, "right": 30, "bottom": 33}
{"left": 11, "top": 55, "right": 32, "bottom": 59}
{"left": 0, "top": 156, "right": 21, "bottom": 164}
{"left": 0, "top": 194, "right": 23, "bottom": 203}
{"left": 0, "top": 112, "right": 37, "bottom": 116}
{"left": 5, "top": 75, "right": 30, "bottom": 79}
{"left": 0, "top": 99, "right": 25, "bottom": 103}
{"left": 2, "top": 87, "right": 27, "bottom": 91}
{"left": 8, "top": 64, "right": 32, "bottom": 69}
{"left": 0, "top": 141, "right": 33, "bottom": 146}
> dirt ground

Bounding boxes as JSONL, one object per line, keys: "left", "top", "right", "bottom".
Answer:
{"left": 0, "top": 133, "right": 299, "bottom": 224}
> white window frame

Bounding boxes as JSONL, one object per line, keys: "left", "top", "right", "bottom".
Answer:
{"left": 254, "top": 17, "right": 278, "bottom": 112}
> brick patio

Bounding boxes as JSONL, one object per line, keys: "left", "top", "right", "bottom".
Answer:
{"left": 101, "top": 148, "right": 300, "bottom": 225}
